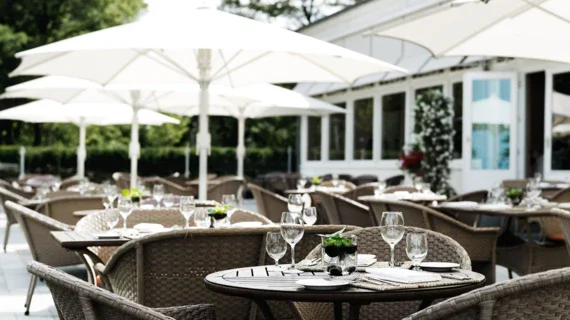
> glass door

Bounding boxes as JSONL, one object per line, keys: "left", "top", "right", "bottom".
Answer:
{"left": 544, "top": 70, "right": 570, "bottom": 181}
{"left": 462, "top": 72, "right": 518, "bottom": 192}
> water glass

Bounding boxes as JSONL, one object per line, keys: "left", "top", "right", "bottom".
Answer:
{"left": 179, "top": 196, "right": 196, "bottom": 229}
{"left": 302, "top": 207, "right": 317, "bottom": 226}
{"left": 380, "top": 211, "right": 405, "bottom": 267}
{"left": 287, "top": 194, "right": 304, "bottom": 213}
{"left": 105, "top": 209, "right": 120, "bottom": 231}
{"left": 36, "top": 186, "right": 49, "bottom": 201}
{"left": 332, "top": 173, "right": 339, "bottom": 187}
{"left": 406, "top": 232, "right": 428, "bottom": 270}
{"left": 194, "top": 209, "right": 210, "bottom": 228}
{"left": 280, "top": 212, "right": 304, "bottom": 274}
{"left": 163, "top": 193, "right": 175, "bottom": 208}
{"left": 266, "top": 232, "right": 287, "bottom": 271}
{"left": 102, "top": 196, "right": 113, "bottom": 209}
{"left": 106, "top": 192, "right": 118, "bottom": 209}
{"left": 375, "top": 181, "right": 387, "bottom": 196}
{"left": 297, "top": 177, "right": 307, "bottom": 189}
{"left": 117, "top": 197, "right": 133, "bottom": 232}
{"left": 153, "top": 184, "right": 165, "bottom": 207}
{"left": 221, "top": 194, "right": 238, "bottom": 217}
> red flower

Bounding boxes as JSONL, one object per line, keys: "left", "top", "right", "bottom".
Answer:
{"left": 400, "top": 151, "right": 423, "bottom": 170}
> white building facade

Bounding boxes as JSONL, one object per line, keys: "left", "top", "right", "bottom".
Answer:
{"left": 295, "top": 0, "right": 570, "bottom": 193}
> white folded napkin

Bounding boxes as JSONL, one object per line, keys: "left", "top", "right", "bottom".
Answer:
{"left": 358, "top": 254, "right": 377, "bottom": 267}
{"left": 440, "top": 201, "right": 478, "bottom": 208}
{"left": 231, "top": 221, "right": 263, "bottom": 228}
{"left": 133, "top": 223, "right": 164, "bottom": 233}
{"left": 365, "top": 268, "right": 442, "bottom": 283}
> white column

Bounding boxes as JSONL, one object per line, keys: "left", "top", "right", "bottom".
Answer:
{"left": 345, "top": 98, "right": 354, "bottom": 161}
{"left": 19, "top": 146, "right": 26, "bottom": 179}
{"left": 197, "top": 49, "right": 212, "bottom": 200}
{"left": 77, "top": 118, "right": 87, "bottom": 178}
{"left": 184, "top": 145, "right": 190, "bottom": 178}
{"left": 373, "top": 94, "right": 382, "bottom": 161}
{"left": 129, "top": 107, "right": 140, "bottom": 190}
{"left": 321, "top": 115, "right": 329, "bottom": 161}
{"left": 236, "top": 116, "right": 246, "bottom": 178}
{"left": 300, "top": 116, "right": 308, "bottom": 171}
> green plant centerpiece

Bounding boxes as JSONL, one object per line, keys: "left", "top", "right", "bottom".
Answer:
{"left": 122, "top": 188, "right": 142, "bottom": 206}
{"left": 322, "top": 230, "right": 358, "bottom": 276}
{"left": 311, "top": 177, "right": 323, "bottom": 187}
{"left": 506, "top": 188, "right": 523, "bottom": 206}
{"left": 208, "top": 204, "right": 229, "bottom": 228}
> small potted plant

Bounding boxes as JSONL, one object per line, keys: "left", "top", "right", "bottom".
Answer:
{"left": 122, "top": 188, "right": 142, "bottom": 207}
{"left": 322, "top": 230, "right": 357, "bottom": 276}
{"left": 311, "top": 177, "right": 323, "bottom": 187}
{"left": 506, "top": 188, "right": 523, "bottom": 206}
{"left": 208, "top": 204, "right": 229, "bottom": 228}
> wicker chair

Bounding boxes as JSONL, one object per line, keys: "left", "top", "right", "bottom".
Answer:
{"left": 294, "top": 226, "right": 471, "bottom": 320}
{"left": 248, "top": 183, "right": 288, "bottom": 223}
{"left": 27, "top": 261, "right": 216, "bottom": 320}
{"left": 207, "top": 176, "right": 245, "bottom": 203}
{"left": 60, "top": 175, "right": 88, "bottom": 190}
{"left": 366, "top": 199, "right": 500, "bottom": 283}
{"left": 0, "top": 187, "right": 28, "bottom": 252}
{"left": 342, "top": 182, "right": 376, "bottom": 201}
{"left": 352, "top": 174, "right": 378, "bottom": 186}
{"left": 37, "top": 195, "right": 105, "bottom": 225}
{"left": 383, "top": 185, "right": 417, "bottom": 194}
{"left": 7, "top": 201, "right": 83, "bottom": 315}
{"left": 552, "top": 208, "right": 570, "bottom": 257}
{"left": 113, "top": 172, "right": 133, "bottom": 190}
{"left": 317, "top": 191, "right": 374, "bottom": 227}
{"left": 320, "top": 180, "right": 357, "bottom": 190}
{"left": 0, "top": 179, "right": 35, "bottom": 198}
{"left": 263, "top": 172, "right": 289, "bottom": 194}
{"left": 531, "top": 189, "right": 570, "bottom": 241}
{"left": 384, "top": 174, "right": 405, "bottom": 186}
{"left": 441, "top": 190, "right": 488, "bottom": 226}
{"left": 502, "top": 179, "right": 529, "bottom": 189}
{"left": 404, "top": 267, "right": 570, "bottom": 320}
{"left": 230, "top": 209, "right": 273, "bottom": 225}
{"left": 145, "top": 177, "right": 196, "bottom": 196}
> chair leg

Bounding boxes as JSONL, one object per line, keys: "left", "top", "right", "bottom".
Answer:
{"left": 3, "top": 221, "right": 11, "bottom": 252}
{"left": 24, "top": 274, "right": 37, "bottom": 315}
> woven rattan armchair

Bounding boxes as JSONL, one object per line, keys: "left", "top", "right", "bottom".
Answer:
{"left": 28, "top": 261, "right": 216, "bottom": 320}
{"left": 444, "top": 190, "right": 488, "bottom": 203}
{"left": 502, "top": 179, "right": 529, "bottom": 189}
{"left": 113, "top": 172, "right": 133, "bottom": 190}
{"left": 383, "top": 185, "right": 417, "bottom": 194}
{"left": 263, "top": 172, "right": 290, "bottom": 194}
{"left": 352, "top": 174, "right": 378, "bottom": 186}
{"left": 440, "top": 190, "right": 488, "bottom": 226}
{"left": 320, "top": 180, "right": 357, "bottom": 189}
{"left": 60, "top": 175, "right": 88, "bottom": 190}
{"left": 384, "top": 174, "right": 405, "bottom": 186}
{"left": 342, "top": 182, "right": 376, "bottom": 201}
{"left": 0, "top": 187, "right": 28, "bottom": 251}
{"left": 248, "top": 183, "right": 288, "bottom": 223}
{"left": 366, "top": 199, "right": 500, "bottom": 283}
{"left": 530, "top": 189, "right": 570, "bottom": 241}
{"left": 230, "top": 209, "right": 273, "bottom": 225}
{"left": 317, "top": 191, "right": 374, "bottom": 227}
{"left": 145, "top": 177, "right": 196, "bottom": 196}
{"left": 552, "top": 208, "right": 570, "bottom": 256}
{"left": 404, "top": 266, "right": 570, "bottom": 320}
{"left": 207, "top": 176, "right": 245, "bottom": 203}
{"left": 294, "top": 226, "right": 472, "bottom": 320}
{"left": 0, "top": 179, "right": 35, "bottom": 198}
{"left": 37, "top": 195, "right": 105, "bottom": 225}
{"left": 7, "top": 201, "right": 83, "bottom": 315}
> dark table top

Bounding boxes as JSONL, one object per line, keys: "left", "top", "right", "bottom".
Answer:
{"left": 204, "top": 266, "right": 485, "bottom": 303}
{"left": 51, "top": 231, "right": 129, "bottom": 249}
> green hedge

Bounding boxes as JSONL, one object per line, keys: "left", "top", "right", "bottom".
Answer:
{"left": 0, "top": 146, "right": 297, "bottom": 181}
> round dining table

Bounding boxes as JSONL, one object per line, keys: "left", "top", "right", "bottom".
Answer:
{"left": 204, "top": 266, "right": 485, "bottom": 320}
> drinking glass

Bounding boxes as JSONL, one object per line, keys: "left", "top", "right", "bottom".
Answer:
{"left": 117, "top": 197, "right": 133, "bottom": 232}
{"left": 302, "top": 207, "right": 317, "bottom": 226}
{"left": 221, "top": 194, "right": 238, "bottom": 217}
{"left": 380, "top": 211, "right": 405, "bottom": 267}
{"left": 36, "top": 186, "right": 49, "bottom": 201}
{"left": 106, "top": 191, "right": 118, "bottom": 209}
{"left": 153, "top": 184, "right": 165, "bottom": 208}
{"left": 194, "top": 209, "right": 210, "bottom": 228}
{"left": 266, "top": 232, "right": 287, "bottom": 271}
{"left": 375, "top": 181, "right": 387, "bottom": 196}
{"left": 297, "top": 177, "right": 308, "bottom": 190}
{"left": 287, "top": 194, "right": 304, "bottom": 213}
{"left": 406, "top": 232, "right": 428, "bottom": 270}
{"left": 332, "top": 173, "right": 339, "bottom": 187}
{"left": 534, "top": 171, "right": 542, "bottom": 184}
{"left": 102, "top": 196, "right": 113, "bottom": 209}
{"left": 280, "top": 212, "right": 304, "bottom": 274}
{"left": 179, "top": 196, "right": 196, "bottom": 229}
{"left": 163, "top": 194, "right": 175, "bottom": 208}
{"left": 105, "top": 209, "right": 120, "bottom": 231}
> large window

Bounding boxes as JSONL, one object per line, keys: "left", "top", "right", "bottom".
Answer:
{"left": 452, "top": 82, "right": 463, "bottom": 159}
{"left": 307, "top": 116, "right": 321, "bottom": 160}
{"left": 551, "top": 72, "right": 570, "bottom": 170}
{"left": 329, "top": 103, "right": 346, "bottom": 160}
{"left": 354, "top": 98, "right": 373, "bottom": 160}
{"left": 382, "top": 92, "right": 406, "bottom": 159}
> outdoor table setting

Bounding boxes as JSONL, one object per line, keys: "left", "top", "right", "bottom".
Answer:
{"left": 359, "top": 192, "right": 447, "bottom": 204}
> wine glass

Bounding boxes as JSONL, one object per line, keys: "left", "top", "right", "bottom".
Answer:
{"left": 302, "top": 207, "right": 317, "bottom": 226}
{"left": 332, "top": 173, "right": 339, "bottom": 187}
{"left": 117, "top": 197, "right": 133, "bottom": 232}
{"left": 105, "top": 209, "right": 120, "bottom": 231}
{"left": 297, "top": 177, "right": 307, "bottom": 189}
{"left": 280, "top": 212, "right": 304, "bottom": 274}
{"left": 406, "top": 232, "right": 428, "bottom": 270}
{"left": 102, "top": 196, "right": 113, "bottom": 209}
{"left": 287, "top": 194, "right": 304, "bottom": 213}
{"left": 163, "top": 193, "right": 175, "bottom": 208}
{"left": 266, "top": 232, "right": 287, "bottom": 271}
{"left": 194, "top": 209, "right": 210, "bottom": 228}
{"left": 153, "top": 184, "right": 165, "bottom": 208}
{"left": 179, "top": 196, "right": 196, "bottom": 229}
{"left": 375, "top": 181, "right": 387, "bottom": 196}
{"left": 106, "top": 190, "right": 118, "bottom": 209}
{"left": 221, "top": 194, "right": 238, "bottom": 217}
{"left": 380, "top": 211, "right": 405, "bottom": 267}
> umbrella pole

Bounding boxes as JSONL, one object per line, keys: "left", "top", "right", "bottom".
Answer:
{"left": 197, "top": 49, "right": 212, "bottom": 200}
{"left": 237, "top": 116, "right": 246, "bottom": 178}
{"left": 129, "top": 107, "right": 140, "bottom": 190}
{"left": 77, "top": 118, "right": 87, "bottom": 178}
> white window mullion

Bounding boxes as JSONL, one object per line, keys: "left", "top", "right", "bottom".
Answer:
{"left": 346, "top": 98, "right": 355, "bottom": 161}
{"left": 373, "top": 94, "right": 381, "bottom": 161}
{"left": 321, "top": 116, "right": 330, "bottom": 161}
{"left": 300, "top": 115, "right": 308, "bottom": 164}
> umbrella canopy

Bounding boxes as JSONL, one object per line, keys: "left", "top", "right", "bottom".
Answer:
{"left": 372, "top": 0, "right": 570, "bottom": 64}
{"left": 9, "top": 4, "right": 406, "bottom": 200}
{"left": 0, "top": 99, "right": 180, "bottom": 177}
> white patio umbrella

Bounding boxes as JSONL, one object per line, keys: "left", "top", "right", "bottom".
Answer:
{"left": 372, "top": 0, "right": 570, "bottom": 64}
{"left": 9, "top": 4, "right": 406, "bottom": 200}
{"left": 0, "top": 99, "right": 180, "bottom": 178}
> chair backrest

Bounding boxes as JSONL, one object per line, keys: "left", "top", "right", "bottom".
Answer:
{"left": 502, "top": 179, "right": 529, "bottom": 189}
{"left": 0, "top": 187, "right": 28, "bottom": 225}
{"left": 207, "top": 176, "right": 244, "bottom": 202}
{"left": 384, "top": 174, "right": 405, "bottom": 186}
{"left": 316, "top": 191, "right": 374, "bottom": 227}
{"left": 405, "top": 267, "right": 570, "bottom": 320}
{"left": 353, "top": 175, "right": 378, "bottom": 186}
{"left": 60, "top": 176, "right": 87, "bottom": 190}
{"left": 320, "top": 180, "right": 357, "bottom": 190}
{"left": 247, "top": 183, "right": 288, "bottom": 223}
{"left": 7, "top": 201, "right": 81, "bottom": 267}
{"left": 45, "top": 190, "right": 80, "bottom": 199}
{"left": 27, "top": 261, "right": 215, "bottom": 320}
{"left": 444, "top": 190, "right": 488, "bottom": 203}
{"left": 551, "top": 208, "right": 570, "bottom": 257}
{"left": 113, "top": 172, "right": 132, "bottom": 190}
{"left": 39, "top": 196, "right": 105, "bottom": 225}
{"left": 230, "top": 209, "right": 273, "bottom": 225}
{"left": 383, "top": 185, "right": 417, "bottom": 194}
{"left": 0, "top": 180, "right": 34, "bottom": 198}
{"left": 263, "top": 172, "right": 289, "bottom": 194}
{"left": 342, "top": 182, "right": 376, "bottom": 201}
{"left": 146, "top": 177, "right": 196, "bottom": 196}
{"left": 549, "top": 188, "right": 570, "bottom": 203}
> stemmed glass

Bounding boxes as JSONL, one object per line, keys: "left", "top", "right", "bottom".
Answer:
{"left": 163, "top": 194, "right": 175, "bottom": 208}
{"left": 287, "top": 194, "right": 304, "bottom": 213}
{"left": 221, "top": 194, "right": 238, "bottom": 217}
{"left": 179, "top": 196, "right": 196, "bottom": 229}
{"left": 105, "top": 210, "right": 120, "bottom": 232}
{"left": 266, "top": 232, "right": 287, "bottom": 271}
{"left": 280, "top": 212, "right": 304, "bottom": 274}
{"left": 194, "top": 209, "right": 210, "bottom": 228}
{"left": 332, "top": 173, "right": 339, "bottom": 187}
{"left": 375, "top": 180, "right": 387, "bottom": 196}
{"left": 406, "top": 232, "right": 428, "bottom": 270}
{"left": 297, "top": 177, "right": 307, "bottom": 189}
{"left": 380, "top": 211, "right": 405, "bottom": 267}
{"left": 153, "top": 184, "right": 165, "bottom": 208}
{"left": 104, "top": 187, "right": 118, "bottom": 209}
{"left": 302, "top": 207, "right": 317, "bottom": 226}
{"left": 117, "top": 197, "right": 133, "bottom": 233}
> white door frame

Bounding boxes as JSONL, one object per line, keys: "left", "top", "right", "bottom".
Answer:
{"left": 544, "top": 68, "right": 570, "bottom": 180}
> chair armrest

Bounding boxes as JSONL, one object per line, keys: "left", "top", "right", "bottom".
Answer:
{"left": 154, "top": 304, "right": 216, "bottom": 320}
